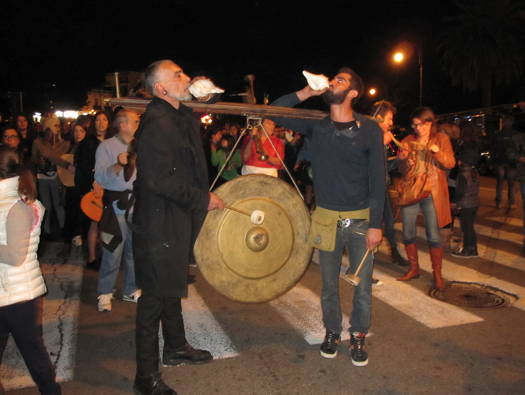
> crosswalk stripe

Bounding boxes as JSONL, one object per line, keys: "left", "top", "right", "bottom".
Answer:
{"left": 362, "top": 268, "right": 483, "bottom": 329}
{"left": 159, "top": 284, "right": 239, "bottom": 361}
{"left": 414, "top": 249, "right": 525, "bottom": 311}
{"left": 270, "top": 284, "right": 350, "bottom": 345}
{"left": 392, "top": 221, "right": 525, "bottom": 273}
{"left": 313, "top": 250, "right": 485, "bottom": 329}
{"left": 0, "top": 261, "right": 83, "bottom": 391}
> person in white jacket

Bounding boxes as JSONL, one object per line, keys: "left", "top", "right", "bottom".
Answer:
{"left": 0, "top": 147, "right": 61, "bottom": 394}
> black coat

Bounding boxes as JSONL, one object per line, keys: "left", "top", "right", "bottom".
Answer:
{"left": 133, "top": 97, "right": 209, "bottom": 297}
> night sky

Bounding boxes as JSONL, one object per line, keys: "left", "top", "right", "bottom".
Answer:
{"left": 1, "top": 0, "right": 523, "bottom": 121}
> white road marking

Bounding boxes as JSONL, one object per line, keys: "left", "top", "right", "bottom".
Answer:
{"left": 392, "top": 220, "right": 525, "bottom": 273}
{"left": 160, "top": 284, "right": 239, "bottom": 361}
{"left": 270, "top": 284, "right": 350, "bottom": 345}
{"left": 314, "top": 250, "right": 485, "bottom": 329}
{"left": 0, "top": 261, "right": 83, "bottom": 391}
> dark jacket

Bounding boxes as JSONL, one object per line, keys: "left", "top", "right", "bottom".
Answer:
{"left": 75, "top": 135, "right": 100, "bottom": 195}
{"left": 132, "top": 97, "right": 209, "bottom": 297}
{"left": 456, "top": 146, "right": 480, "bottom": 209}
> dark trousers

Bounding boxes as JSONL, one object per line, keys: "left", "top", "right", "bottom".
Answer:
{"left": 0, "top": 297, "right": 61, "bottom": 395}
{"left": 136, "top": 292, "right": 186, "bottom": 377}
{"left": 383, "top": 194, "right": 397, "bottom": 249}
{"left": 459, "top": 207, "right": 478, "bottom": 252}
{"left": 495, "top": 164, "right": 517, "bottom": 205}
{"left": 63, "top": 187, "right": 83, "bottom": 242}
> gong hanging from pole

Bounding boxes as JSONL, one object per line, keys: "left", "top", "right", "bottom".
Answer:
{"left": 194, "top": 174, "right": 312, "bottom": 303}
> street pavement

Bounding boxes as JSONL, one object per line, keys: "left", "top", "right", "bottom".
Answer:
{"left": 3, "top": 176, "right": 525, "bottom": 394}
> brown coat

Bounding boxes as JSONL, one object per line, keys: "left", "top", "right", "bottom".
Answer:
{"left": 400, "top": 132, "right": 456, "bottom": 228}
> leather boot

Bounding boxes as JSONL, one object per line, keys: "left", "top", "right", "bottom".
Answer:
{"left": 133, "top": 372, "right": 177, "bottom": 395}
{"left": 391, "top": 247, "right": 408, "bottom": 266}
{"left": 429, "top": 246, "right": 445, "bottom": 290}
{"left": 397, "top": 243, "right": 420, "bottom": 281}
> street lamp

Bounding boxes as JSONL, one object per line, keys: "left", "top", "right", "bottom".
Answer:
{"left": 391, "top": 44, "right": 424, "bottom": 106}
{"left": 392, "top": 52, "right": 404, "bottom": 63}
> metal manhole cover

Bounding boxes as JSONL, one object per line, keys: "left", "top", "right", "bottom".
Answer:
{"left": 429, "top": 281, "right": 518, "bottom": 308}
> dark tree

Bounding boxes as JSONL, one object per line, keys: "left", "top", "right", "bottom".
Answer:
{"left": 437, "top": 0, "right": 525, "bottom": 106}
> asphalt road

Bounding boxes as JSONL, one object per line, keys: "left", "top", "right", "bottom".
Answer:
{"left": 4, "top": 176, "right": 525, "bottom": 395}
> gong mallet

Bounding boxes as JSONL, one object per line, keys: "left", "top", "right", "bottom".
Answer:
{"left": 344, "top": 249, "right": 371, "bottom": 286}
{"left": 224, "top": 205, "right": 265, "bottom": 225}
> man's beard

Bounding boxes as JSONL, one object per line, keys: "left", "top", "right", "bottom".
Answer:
{"left": 322, "top": 88, "right": 350, "bottom": 105}
{"left": 169, "top": 90, "right": 192, "bottom": 101}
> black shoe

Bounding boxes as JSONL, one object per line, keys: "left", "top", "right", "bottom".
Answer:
{"left": 163, "top": 343, "right": 213, "bottom": 366}
{"left": 133, "top": 373, "right": 176, "bottom": 395}
{"left": 391, "top": 248, "right": 408, "bottom": 266}
{"left": 451, "top": 247, "right": 478, "bottom": 258}
{"left": 350, "top": 332, "right": 368, "bottom": 367}
{"left": 320, "top": 330, "right": 340, "bottom": 359}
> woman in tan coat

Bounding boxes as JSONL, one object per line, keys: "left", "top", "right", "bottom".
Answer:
{"left": 396, "top": 107, "right": 455, "bottom": 289}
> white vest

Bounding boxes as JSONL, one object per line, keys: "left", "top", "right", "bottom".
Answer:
{"left": 0, "top": 177, "right": 46, "bottom": 307}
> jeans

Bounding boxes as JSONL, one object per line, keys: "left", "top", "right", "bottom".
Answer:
{"left": 401, "top": 195, "right": 441, "bottom": 247}
{"left": 318, "top": 220, "right": 373, "bottom": 335}
{"left": 98, "top": 211, "right": 137, "bottom": 295}
{"left": 37, "top": 177, "right": 65, "bottom": 235}
{"left": 495, "top": 164, "right": 517, "bottom": 205}
{"left": 0, "top": 298, "right": 61, "bottom": 395}
{"left": 136, "top": 292, "right": 186, "bottom": 377}
{"left": 459, "top": 207, "right": 478, "bottom": 251}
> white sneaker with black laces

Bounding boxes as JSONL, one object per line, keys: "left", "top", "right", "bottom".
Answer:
{"left": 97, "top": 293, "right": 113, "bottom": 312}
{"left": 123, "top": 289, "right": 142, "bottom": 303}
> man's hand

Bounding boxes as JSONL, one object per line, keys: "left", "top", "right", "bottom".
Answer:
{"left": 92, "top": 182, "right": 104, "bottom": 199}
{"left": 117, "top": 152, "right": 129, "bottom": 166}
{"left": 207, "top": 192, "right": 225, "bottom": 211}
{"left": 296, "top": 85, "right": 328, "bottom": 102}
{"left": 397, "top": 143, "right": 410, "bottom": 160}
{"left": 430, "top": 144, "right": 440, "bottom": 153}
{"left": 366, "top": 228, "right": 383, "bottom": 250}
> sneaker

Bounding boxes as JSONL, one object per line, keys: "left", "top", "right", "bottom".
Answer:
{"left": 320, "top": 330, "right": 341, "bottom": 358}
{"left": 97, "top": 293, "right": 113, "bottom": 312}
{"left": 350, "top": 332, "right": 368, "bottom": 366}
{"left": 123, "top": 289, "right": 142, "bottom": 303}
{"left": 372, "top": 278, "right": 383, "bottom": 286}
{"left": 451, "top": 247, "right": 478, "bottom": 258}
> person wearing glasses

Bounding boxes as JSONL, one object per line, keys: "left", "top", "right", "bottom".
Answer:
{"left": 1, "top": 127, "right": 22, "bottom": 151}
{"left": 396, "top": 107, "right": 455, "bottom": 290}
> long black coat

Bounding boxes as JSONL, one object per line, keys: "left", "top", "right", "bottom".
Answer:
{"left": 133, "top": 97, "right": 209, "bottom": 297}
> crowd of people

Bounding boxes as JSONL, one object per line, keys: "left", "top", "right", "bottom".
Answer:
{"left": 0, "top": 59, "right": 523, "bottom": 394}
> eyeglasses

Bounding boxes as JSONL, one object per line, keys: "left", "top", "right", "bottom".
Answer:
{"left": 3, "top": 135, "right": 20, "bottom": 140}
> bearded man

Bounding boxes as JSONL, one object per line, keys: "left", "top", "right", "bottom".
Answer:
{"left": 271, "top": 67, "right": 385, "bottom": 367}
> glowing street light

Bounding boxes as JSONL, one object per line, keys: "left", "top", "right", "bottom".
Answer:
{"left": 391, "top": 43, "right": 424, "bottom": 106}
{"left": 368, "top": 88, "right": 377, "bottom": 96}
{"left": 392, "top": 51, "right": 405, "bottom": 63}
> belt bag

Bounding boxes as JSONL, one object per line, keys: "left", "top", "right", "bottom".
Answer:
{"left": 309, "top": 208, "right": 338, "bottom": 251}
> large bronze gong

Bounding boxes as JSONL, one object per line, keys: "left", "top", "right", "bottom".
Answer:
{"left": 194, "top": 174, "right": 312, "bottom": 303}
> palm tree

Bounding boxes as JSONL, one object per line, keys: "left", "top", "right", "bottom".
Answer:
{"left": 437, "top": 0, "right": 524, "bottom": 107}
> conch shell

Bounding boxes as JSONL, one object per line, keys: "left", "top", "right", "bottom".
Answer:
{"left": 302, "top": 70, "right": 329, "bottom": 91}
{"left": 189, "top": 79, "right": 224, "bottom": 98}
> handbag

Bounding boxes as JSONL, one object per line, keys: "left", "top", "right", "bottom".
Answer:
{"left": 397, "top": 140, "right": 432, "bottom": 206}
